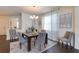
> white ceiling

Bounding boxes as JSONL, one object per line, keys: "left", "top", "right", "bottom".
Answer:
{"left": 0, "top": 6, "right": 55, "bottom": 16}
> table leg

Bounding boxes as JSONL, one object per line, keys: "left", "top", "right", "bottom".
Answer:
{"left": 27, "top": 37, "right": 31, "bottom": 51}
{"left": 45, "top": 33, "right": 48, "bottom": 44}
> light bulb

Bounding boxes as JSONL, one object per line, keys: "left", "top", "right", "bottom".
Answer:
{"left": 30, "top": 16, "right": 33, "bottom": 19}
{"left": 33, "top": 15, "right": 35, "bottom": 18}
{"left": 35, "top": 16, "right": 39, "bottom": 19}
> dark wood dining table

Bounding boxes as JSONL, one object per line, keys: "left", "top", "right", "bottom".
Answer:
{"left": 22, "top": 32, "right": 48, "bottom": 52}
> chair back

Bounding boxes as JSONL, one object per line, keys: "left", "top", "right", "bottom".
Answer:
{"left": 41, "top": 30, "right": 46, "bottom": 32}
{"left": 36, "top": 32, "right": 47, "bottom": 44}
{"left": 17, "top": 32, "right": 27, "bottom": 44}
{"left": 64, "top": 31, "right": 73, "bottom": 41}
{"left": 9, "top": 29, "right": 16, "bottom": 38}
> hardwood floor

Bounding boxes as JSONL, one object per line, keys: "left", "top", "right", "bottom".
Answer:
{"left": 0, "top": 35, "right": 10, "bottom": 53}
{"left": 0, "top": 35, "right": 79, "bottom": 53}
{"left": 42, "top": 43, "right": 79, "bottom": 53}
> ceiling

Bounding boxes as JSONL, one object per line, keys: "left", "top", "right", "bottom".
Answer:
{"left": 0, "top": 6, "right": 55, "bottom": 16}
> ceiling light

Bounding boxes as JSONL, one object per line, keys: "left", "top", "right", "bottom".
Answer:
{"left": 30, "top": 15, "right": 39, "bottom": 20}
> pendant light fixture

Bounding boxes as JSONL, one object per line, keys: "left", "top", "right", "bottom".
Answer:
{"left": 30, "top": 15, "right": 39, "bottom": 19}
{"left": 30, "top": 6, "right": 39, "bottom": 20}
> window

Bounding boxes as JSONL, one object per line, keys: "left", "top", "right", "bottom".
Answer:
{"left": 42, "top": 12, "right": 58, "bottom": 32}
{"left": 42, "top": 14, "right": 51, "bottom": 31}
{"left": 51, "top": 13, "right": 58, "bottom": 32}
{"left": 42, "top": 11, "right": 59, "bottom": 40}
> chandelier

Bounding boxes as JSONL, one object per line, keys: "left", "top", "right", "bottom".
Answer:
{"left": 30, "top": 15, "right": 39, "bottom": 19}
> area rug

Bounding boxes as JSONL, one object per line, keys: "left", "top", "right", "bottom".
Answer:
{"left": 10, "top": 40, "right": 57, "bottom": 53}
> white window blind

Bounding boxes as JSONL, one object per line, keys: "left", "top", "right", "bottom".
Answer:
{"left": 51, "top": 13, "right": 58, "bottom": 32}
{"left": 42, "top": 11, "right": 59, "bottom": 40}
{"left": 43, "top": 15, "right": 51, "bottom": 31}
{"left": 42, "top": 12, "right": 58, "bottom": 32}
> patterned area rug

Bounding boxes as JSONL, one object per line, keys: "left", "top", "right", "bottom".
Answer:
{"left": 10, "top": 40, "right": 57, "bottom": 53}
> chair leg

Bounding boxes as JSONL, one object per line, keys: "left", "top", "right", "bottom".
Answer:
{"left": 10, "top": 37, "right": 12, "bottom": 42}
{"left": 65, "top": 43, "right": 68, "bottom": 49}
{"left": 34, "top": 41, "right": 35, "bottom": 47}
{"left": 70, "top": 43, "right": 72, "bottom": 49}
{"left": 34, "top": 38, "right": 36, "bottom": 47}
{"left": 10, "top": 39, "right": 13, "bottom": 42}
{"left": 58, "top": 40, "right": 60, "bottom": 47}
{"left": 58, "top": 41, "right": 60, "bottom": 44}
{"left": 70, "top": 43, "right": 71, "bottom": 47}
{"left": 19, "top": 43, "right": 22, "bottom": 49}
{"left": 58, "top": 39, "right": 60, "bottom": 44}
{"left": 62, "top": 42, "right": 63, "bottom": 48}
{"left": 11, "top": 37, "right": 13, "bottom": 42}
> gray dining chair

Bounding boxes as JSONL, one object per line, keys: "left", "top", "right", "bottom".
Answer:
{"left": 58, "top": 31, "right": 73, "bottom": 48}
{"left": 35, "top": 32, "right": 47, "bottom": 51}
{"left": 17, "top": 32, "right": 28, "bottom": 49}
{"left": 9, "top": 28, "right": 17, "bottom": 42}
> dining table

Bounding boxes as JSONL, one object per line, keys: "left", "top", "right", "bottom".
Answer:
{"left": 22, "top": 32, "right": 48, "bottom": 52}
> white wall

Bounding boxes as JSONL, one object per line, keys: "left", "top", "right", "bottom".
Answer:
{"left": 21, "top": 13, "right": 32, "bottom": 32}
{"left": 0, "top": 16, "right": 9, "bottom": 35}
{"left": 0, "top": 15, "right": 20, "bottom": 40}
{"left": 74, "top": 7, "right": 79, "bottom": 49}
{"left": 58, "top": 7, "right": 74, "bottom": 37}
{"left": 6, "top": 15, "right": 21, "bottom": 40}
{"left": 9, "top": 16, "right": 20, "bottom": 29}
